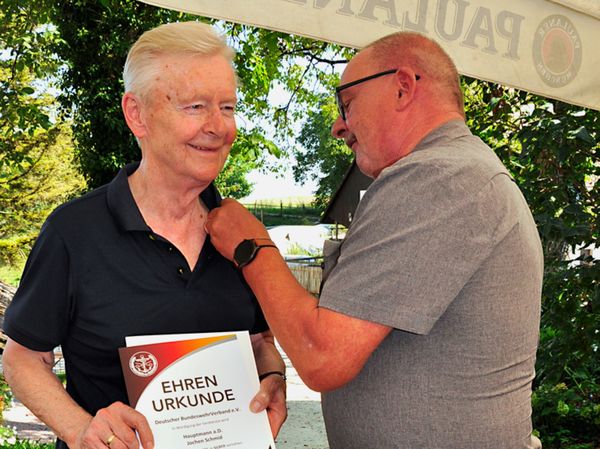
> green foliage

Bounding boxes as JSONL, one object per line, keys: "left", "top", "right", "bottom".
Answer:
{"left": 285, "top": 242, "right": 322, "bottom": 257}
{"left": 0, "top": 121, "right": 86, "bottom": 217}
{"left": 0, "top": 263, "right": 22, "bottom": 286}
{"left": 0, "top": 373, "right": 13, "bottom": 423}
{"left": 227, "top": 24, "right": 351, "bottom": 144}
{"left": 257, "top": 215, "right": 318, "bottom": 227}
{"left": 532, "top": 377, "right": 600, "bottom": 448}
{"left": 242, "top": 200, "right": 320, "bottom": 226}
{"left": 214, "top": 156, "right": 255, "bottom": 200}
{"left": 0, "top": 121, "right": 86, "bottom": 263}
{"left": 463, "top": 81, "right": 598, "bottom": 256}
{"left": 0, "top": 425, "right": 18, "bottom": 447}
{"left": 44, "top": 1, "right": 350, "bottom": 188}
{"left": 0, "top": 436, "right": 54, "bottom": 449}
{"left": 463, "top": 78, "right": 599, "bottom": 448}
{"left": 0, "top": 375, "right": 20, "bottom": 448}
{"left": 1, "top": 2, "right": 598, "bottom": 446}
{"left": 0, "top": 235, "right": 35, "bottom": 266}
{"left": 0, "top": 1, "right": 87, "bottom": 269}
{"left": 0, "top": 0, "right": 62, "bottom": 178}
{"left": 47, "top": 0, "right": 195, "bottom": 187}
{"left": 294, "top": 96, "right": 354, "bottom": 211}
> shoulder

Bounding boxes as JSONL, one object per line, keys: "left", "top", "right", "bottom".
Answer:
{"left": 42, "top": 184, "right": 112, "bottom": 242}
{"left": 365, "top": 134, "right": 507, "bottom": 207}
{"left": 47, "top": 184, "right": 109, "bottom": 225}
{"left": 395, "top": 133, "right": 504, "bottom": 180}
{"left": 352, "top": 136, "right": 519, "bottom": 243}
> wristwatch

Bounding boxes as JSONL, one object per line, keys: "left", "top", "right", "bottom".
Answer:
{"left": 233, "top": 238, "right": 277, "bottom": 269}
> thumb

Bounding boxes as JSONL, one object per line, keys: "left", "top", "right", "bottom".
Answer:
{"left": 250, "top": 375, "right": 283, "bottom": 413}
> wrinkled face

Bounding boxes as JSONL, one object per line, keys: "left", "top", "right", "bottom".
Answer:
{"left": 331, "top": 48, "right": 399, "bottom": 179}
{"left": 139, "top": 53, "right": 237, "bottom": 187}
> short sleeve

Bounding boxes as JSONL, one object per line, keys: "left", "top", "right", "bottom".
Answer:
{"left": 319, "top": 159, "right": 516, "bottom": 335}
{"left": 3, "top": 221, "right": 74, "bottom": 351}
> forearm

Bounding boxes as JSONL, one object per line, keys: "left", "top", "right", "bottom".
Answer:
{"left": 251, "top": 331, "right": 286, "bottom": 376}
{"left": 206, "top": 199, "right": 391, "bottom": 390}
{"left": 2, "top": 340, "right": 92, "bottom": 447}
{"left": 243, "top": 250, "right": 346, "bottom": 389}
{"left": 249, "top": 331, "right": 288, "bottom": 437}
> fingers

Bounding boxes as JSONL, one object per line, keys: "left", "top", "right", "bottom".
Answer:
{"left": 76, "top": 410, "right": 112, "bottom": 449}
{"left": 265, "top": 382, "right": 288, "bottom": 438}
{"left": 119, "top": 405, "right": 154, "bottom": 449}
{"left": 77, "top": 402, "right": 154, "bottom": 449}
{"left": 205, "top": 199, "right": 241, "bottom": 231}
{"left": 206, "top": 198, "right": 271, "bottom": 261}
{"left": 207, "top": 198, "right": 266, "bottom": 236}
{"left": 251, "top": 374, "right": 285, "bottom": 412}
{"left": 220, "top": 198, "right": 238, "bottom": 206}
{"left": 267, "top": 392, "right": 287, "bottom": 438}
{"left": 250, "top": 375, "right": 288, "bottom": 438}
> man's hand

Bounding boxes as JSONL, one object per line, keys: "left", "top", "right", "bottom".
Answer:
{"left": 205, "top": 198, "right": 270, "bottom": 261}
{"left": 73, "top": 402, "right": 154, "bottom": 449}
{"left": 250, "top": 331, "right": 287, "bottom": 438}
{"left": 250, "top": 373, "right": 287, "bottom": 438}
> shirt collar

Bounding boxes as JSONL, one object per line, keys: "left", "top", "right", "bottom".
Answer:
{"left": 411, "top": 119, "right": 471, "bottom": 154}
{"left": 107, "top": 162, "right": 222, "bottom": 232}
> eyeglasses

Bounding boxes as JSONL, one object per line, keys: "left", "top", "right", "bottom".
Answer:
{"left": 334, "top": 69, "right": 420, "bottom": 121}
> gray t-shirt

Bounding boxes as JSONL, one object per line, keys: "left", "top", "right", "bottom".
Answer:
{"left": 319, "top": 121, "right": 543, "bottom": 449}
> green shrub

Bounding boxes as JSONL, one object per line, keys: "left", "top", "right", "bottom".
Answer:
{"left": 533, "top": 373, "right": 600, "bottom": 448}
{"left": 0, "top": 374, "right": 13, "bottom": 423}
{"left": 0, "top": 437, "right": 54, "bottom": 449}
{"left": 464, "top": 83, "right": 599, "bottom": 448}
{"left": 532, "top": 260, "right": 600, "bottom": 448}
{"left": 0, "top": 425, "right": 18, "bottom": 446}
{"left": 0, "top": 234, "right": 36, "bottom": 266}
{"left": 0, "top": 263, "right": 23, "bottom": 287}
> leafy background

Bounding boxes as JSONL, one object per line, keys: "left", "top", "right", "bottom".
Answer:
{"left": 0, "top": 0, "right": 598, "bottom": 447}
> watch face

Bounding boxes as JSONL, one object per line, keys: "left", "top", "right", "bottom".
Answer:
{"left": 234, "top": 239, "right": 257, "bottom": 268}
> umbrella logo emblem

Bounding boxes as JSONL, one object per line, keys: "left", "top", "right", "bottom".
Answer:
{"left": 533, "top": 14, "right": 582, "bottom": 88}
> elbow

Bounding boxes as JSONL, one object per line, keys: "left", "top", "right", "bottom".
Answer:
{"left": 2, "top": 345, "right": 18, "bottom": 384}
{"left": 2, "top": 339, "right": 54, "bottom": 386}
{"left": 302, "top": 374, "right": 353, "bottom": 393}
{"left": 295, "top": 358, "right": 363, "bottom": 393}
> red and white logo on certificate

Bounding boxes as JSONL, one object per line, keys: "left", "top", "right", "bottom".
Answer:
{"left": 129, "top": 351, "right": 158, "bottom": 377}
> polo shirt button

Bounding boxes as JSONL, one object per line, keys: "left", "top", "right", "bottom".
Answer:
{"left": 148, "top": 234, "right": 155, "bottom": 241}
{"left": 177, "top": 266, "right": 185, "bottom": 275}
{"left": 168, "top": 246, "right": 174, "bottom": 252}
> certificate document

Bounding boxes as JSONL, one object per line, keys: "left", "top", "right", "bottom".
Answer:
{"left": 119, "top": 331, "right": 275, "bottom": 449}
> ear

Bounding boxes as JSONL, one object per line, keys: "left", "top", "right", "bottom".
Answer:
{"left": 122, "top": 92, "right": 148, "bottom": 138}
{"left": 393, "top": 67, "right": 418, "bottom": 111}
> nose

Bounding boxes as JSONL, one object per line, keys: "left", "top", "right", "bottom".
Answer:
{"left": 331, "top": 115, "right": 347, "bottom": 139}
{"left": 202, "top": 106, "right": 228, "bottom": 137}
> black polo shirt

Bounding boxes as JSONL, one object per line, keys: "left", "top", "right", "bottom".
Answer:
{"left": 4, "top": 162, "right": 267, "bottom": 419}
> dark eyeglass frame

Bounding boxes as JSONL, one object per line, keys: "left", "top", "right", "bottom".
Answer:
{"left": 335, "top": 69, "right": 420, "bottom": 121}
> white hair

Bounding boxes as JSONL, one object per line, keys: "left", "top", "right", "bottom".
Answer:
{"left": 123, "top": 21, "right": 234, "bottom": 101}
